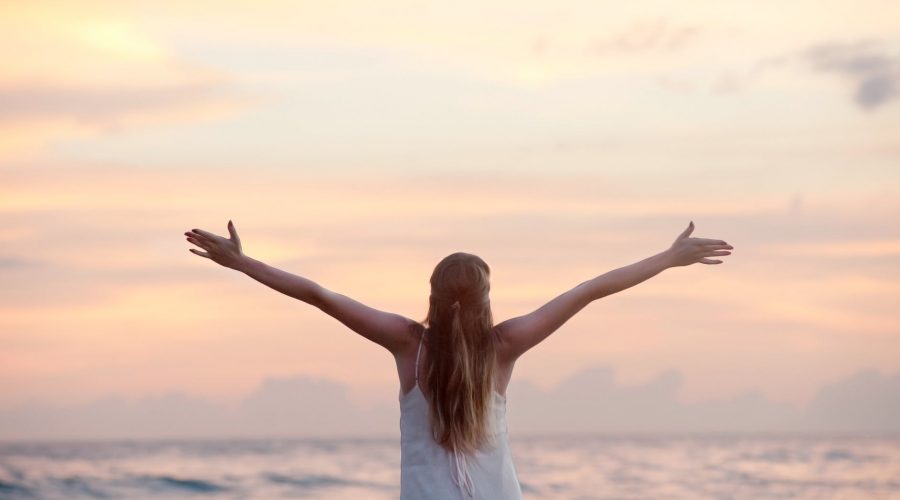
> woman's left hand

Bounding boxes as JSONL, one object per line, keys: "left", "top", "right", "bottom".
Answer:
{"left": 184, "top": 220, "right": 245, "bottom": 270}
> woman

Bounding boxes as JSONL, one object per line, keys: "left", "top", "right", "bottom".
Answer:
{"left": 184, "top": 220, "right": 733, "bottom": 499}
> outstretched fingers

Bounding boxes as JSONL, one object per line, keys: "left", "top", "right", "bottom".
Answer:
{"left": 189, "top": 248, "right": 211, "bottom": 259}
{"left": 691, "top": 237, "right": 729, "bottom": 245}
{"left": 699, "top": 258, "right": 723, "bottom": 264}
{"left": 185, "top": 234, "right": 211, "bottom": 250}
{"left": 189, "top": 228, "right": 220, "bottom": 241}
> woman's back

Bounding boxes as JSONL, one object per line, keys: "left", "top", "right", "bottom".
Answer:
{"left": 399, "top": 329, "right": 523, "bottom": 500}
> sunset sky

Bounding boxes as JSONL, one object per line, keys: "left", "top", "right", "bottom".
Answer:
{"left": 2, "top": 1, "right": 899, "bottom": 433}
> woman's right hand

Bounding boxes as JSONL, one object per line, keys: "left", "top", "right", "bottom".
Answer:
{"left": 184, "top": 220, "right": 246, "bottom": 270}
{"left": 666, "top": 221, "right": 733, "bottom": 266}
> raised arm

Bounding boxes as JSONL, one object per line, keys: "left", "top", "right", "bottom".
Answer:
{"left": 185, "top": 221, "right": 417, "bottom": 355}
{"left": 494, "top": 221, "right": 733, "bottom": 362}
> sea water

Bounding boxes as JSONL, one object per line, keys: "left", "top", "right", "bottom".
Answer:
{"left": 1, "top": 435, "right": 898, "bottom": 499}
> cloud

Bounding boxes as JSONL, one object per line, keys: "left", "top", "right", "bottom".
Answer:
{"left": 505, "top": 366, "right": 801, "bottom": 434}
{"left": 2, "top": 366, "right": 898, "bottom": 440}
{"left": 587, "top": 18, "right": 704, "bottom": 55}
{"left": 757, "top": 240, "right": 900, "bottom": 258}
{"left": 802, "top": 39, "right": 900, "bottom": 109}
{"left": 697, "top": 38, "right": 900, "bottom": 106}
{"left": 805, "top": 370, "right": 900, "bottom": 432}
{"left": 0, "top": 376, "right": 398, "bottom": 440}
{"left": 0, "top": 257, "right": 40, "bottom": 269}
{"left": 0, "top": 4, "right": 257, "bottom": 160}
{"left": 0, "top": 79, "right": 254, "bottom": 162}
{"left": 0, "top": 81, "right": 245, "bottom": 130}
{"left": 236, "top": 377, "right": 395, "bottom": 436}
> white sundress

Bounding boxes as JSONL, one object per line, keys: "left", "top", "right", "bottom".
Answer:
{"left": 399, "top": 330, "right": 524, "bottom": 500}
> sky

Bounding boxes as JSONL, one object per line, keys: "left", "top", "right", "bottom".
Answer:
{"left": 1, "top": 0, "right": 899, "bottom": 438}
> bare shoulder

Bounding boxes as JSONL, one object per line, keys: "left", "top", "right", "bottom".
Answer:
{"left": 394, "top": 322, "right": 426, "bottom": 393}
{"left": 491, "top": 321, "right": 518, "bottom": 364}
{"left": 396, "top": 321, "right": 425, "bottom": 360}
{"left": 491, "top": 325, "right": 517, "bottom": 396}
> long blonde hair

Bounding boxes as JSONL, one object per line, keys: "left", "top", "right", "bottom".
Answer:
{"left": 420, "top": 252, "right": 497, "bottom": 455}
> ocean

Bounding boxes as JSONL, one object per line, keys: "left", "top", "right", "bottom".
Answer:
{"left": 1, "top": 435, "right": 898, "bottom": 499}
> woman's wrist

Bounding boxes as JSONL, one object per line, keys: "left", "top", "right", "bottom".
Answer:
{"left": 657, "top": 249, "right": 677, "bottom": 269}
{"left": 231, "top": 254, "right": 256, "bottom": 273}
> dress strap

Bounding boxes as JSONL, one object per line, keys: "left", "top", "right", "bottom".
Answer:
{"left": 414, "top": 330, "right": 425, "bottom": 383}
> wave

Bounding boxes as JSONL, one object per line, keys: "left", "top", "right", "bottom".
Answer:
{"left": 822, "top": 448, "right": 884, "bottom": 463}
{"left": 52, "top": 476, "right": 109, "bottom": 498}
{"left": 1, "top": 472, "right": 391, "bottom": 498}
{"left": 0, "top": 475, "right": 229, "bottom": 499}
{"left": 264, "top": 472, "right": 392, "bottom": 491}
{"left": 136, "top": 474, "right": 229, "bottom": 493}
{"left": 0, "top": 479, "right": 33, "bottom": 497}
